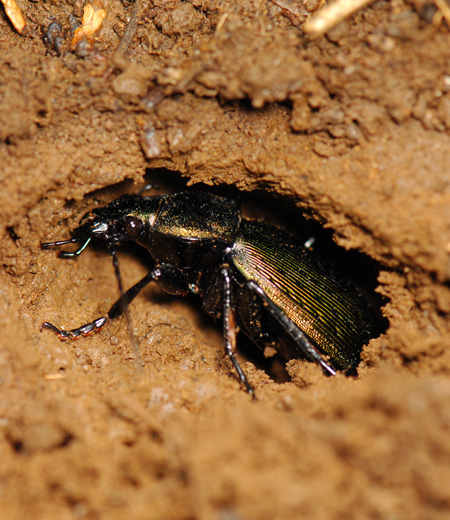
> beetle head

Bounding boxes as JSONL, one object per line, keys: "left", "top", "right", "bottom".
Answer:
{"left": 41, "top": 194, "right": 161, "bottom": 258}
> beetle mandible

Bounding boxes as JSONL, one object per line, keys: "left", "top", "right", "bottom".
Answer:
{"left": 41, "top": 190, "right": 380, "bottom": 395}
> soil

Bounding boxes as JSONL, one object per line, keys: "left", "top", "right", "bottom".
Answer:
{"left": 1, "top": 0, "right": 450, "bottom": 518}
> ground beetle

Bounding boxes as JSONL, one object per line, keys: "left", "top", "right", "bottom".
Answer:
{"left": 41, "top": 190, "right": 380, "bottom": 395}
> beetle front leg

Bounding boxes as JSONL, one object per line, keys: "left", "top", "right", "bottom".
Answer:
{"left": 41, "top": 265, "right": 191, "bottom": 340}
{"left": 221, "top": 267, "right": 255, "bottom": 398}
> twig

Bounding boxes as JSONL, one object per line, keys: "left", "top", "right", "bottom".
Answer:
{"left": 434, "top": 0, "right": 450, "bottom": 26}
{"left": 116, "top": 0, "right": 141, "bottom": 56}
{"left": 303, "top": 0, "right": 376, "bottom": 38}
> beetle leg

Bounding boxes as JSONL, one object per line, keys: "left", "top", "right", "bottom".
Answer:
{"left": 221, "top": 267, "right": 255, "bottom": 397}
{"left": 41, "top": 265, "right": 191, "bottom": 340}
{"left": 40, "top": 317, "right": 108, "bottom": 340}
{"left": 239, "top": 283, "right": 275, "bottom": 349}
{"left": 246, "top": 280, "right": 337, "bottom": 376}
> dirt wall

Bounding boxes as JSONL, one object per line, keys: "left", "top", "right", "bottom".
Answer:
{"left": 1, "top": 0, "right": 450, "bottom": 518}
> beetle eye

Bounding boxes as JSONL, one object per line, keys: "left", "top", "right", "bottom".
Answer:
{"left": 124, "top": 216, "right": 142, "bottom": 237}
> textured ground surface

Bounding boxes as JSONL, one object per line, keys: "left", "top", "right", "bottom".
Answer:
{"left": 1, "top": 0, "right": 450, "bottom": 518}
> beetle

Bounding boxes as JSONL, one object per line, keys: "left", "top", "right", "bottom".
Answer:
{"left": 41, "top": 190, "right": 381, "bottom": 395}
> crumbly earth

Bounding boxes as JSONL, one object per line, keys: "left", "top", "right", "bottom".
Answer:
{"left": 1, "top": 0, "right": 450, "bottom": 518}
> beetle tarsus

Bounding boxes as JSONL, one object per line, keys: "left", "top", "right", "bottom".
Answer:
{"left": 40, "top": 316, "right": 108, "bottom": 340}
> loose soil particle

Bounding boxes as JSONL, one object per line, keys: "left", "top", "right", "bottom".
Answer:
{"left": 1, "top": 0, "right": 450, "bottom": 518}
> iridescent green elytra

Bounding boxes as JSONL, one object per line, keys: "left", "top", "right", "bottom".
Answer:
{"left": 41, "top": 190, "right": 380, "bottom": 395}
{"left": 231, "top": 220, "right": 376, "bottom": 369}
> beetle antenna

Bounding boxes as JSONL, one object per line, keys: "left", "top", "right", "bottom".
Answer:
{"left": 40, "top": 237, "right": 86, "bottom": 248}
{"left": 40, "top": 237, "right": 92, "bottom": 258}
{"left": 109, "top": 244, "right": 143, "bottom": 373}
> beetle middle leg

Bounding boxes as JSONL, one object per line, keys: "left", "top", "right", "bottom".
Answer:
{"left": 221, "top": 267, "right": 255, "bottom": 397}
{"left": 41, "top": 265, "right": 191, "bottom": 340}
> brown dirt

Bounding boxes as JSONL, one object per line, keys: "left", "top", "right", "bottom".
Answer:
{"left": 1, "top": 0, "right": 450, "bottom": 518}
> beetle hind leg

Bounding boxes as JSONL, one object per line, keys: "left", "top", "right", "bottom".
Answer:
{"left": 246, "top": 280, "right": 337, "bottom": 376}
